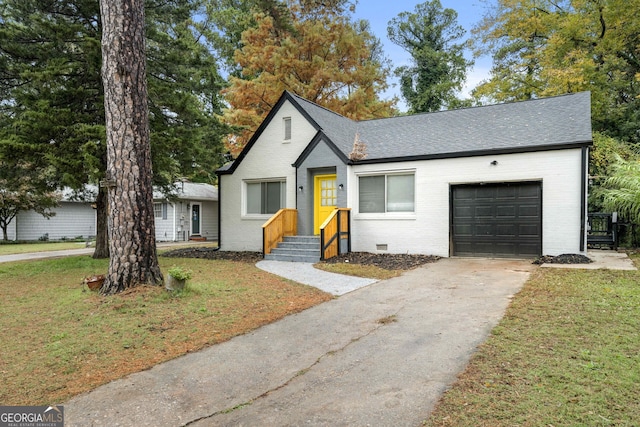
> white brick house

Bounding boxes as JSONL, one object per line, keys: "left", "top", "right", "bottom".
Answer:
{"left": 217, "top": 91, "right": 592, "bottom": 258}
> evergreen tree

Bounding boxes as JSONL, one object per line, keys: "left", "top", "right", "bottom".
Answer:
{"left": 0, "top": 0, "right": 228, "bottom": 255}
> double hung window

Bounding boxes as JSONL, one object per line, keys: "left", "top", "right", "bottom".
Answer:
{"left": 358, "top": 173, "right": 415, "bottom": 213}
{"left": 246, "top": 181, "right": 286, "bottom": 215}
{"left": 154, "top": 202, "right": 168, "bottom": 219}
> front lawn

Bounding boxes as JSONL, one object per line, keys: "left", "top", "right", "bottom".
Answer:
{"left": 0, "top": 255, "right": 332, "bottom": 405}
{"left": 0, "top": 241, "right": 87, "bottom": 255}
{"left": 424, "top": 255, "right": 640, "bottom": 426}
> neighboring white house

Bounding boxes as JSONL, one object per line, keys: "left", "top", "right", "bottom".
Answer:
{"left": 217, "top": 90, "right": 593, "bottom": 258}
{"left": 6, "top": 182, "right": 218, "bottom": 242}
{"left": 153, "top": 181, "right": 218, "bottom": 242}
{"left": 6, "top": 187, "right": 97, "bottom": 241}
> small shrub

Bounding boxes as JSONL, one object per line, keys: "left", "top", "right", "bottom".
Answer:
{"left": 167, "top": 266, "right": 192, "bottom": 281}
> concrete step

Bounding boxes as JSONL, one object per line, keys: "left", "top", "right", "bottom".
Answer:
{"left": 282, "top": 236, "right": 320, "bottom": 244}
{"left": 264, "top": 252, "right": 321, "bottom": 263}
{"left": 277, "top": 241, "right": 319, "bottom": 251}
{"left": 265, "top": 236, "right": 321, "bottom": 263}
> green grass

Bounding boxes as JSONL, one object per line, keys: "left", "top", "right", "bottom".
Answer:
{"left": 0, "top": 255, "right": 331, "bottom": 405}
{"left": 314, "top": 262, "right": 401, "bottom": 280}
{"left": 424, "top": 255, "right": 640, "bottom": 427}
{"left": 0, "top": 241, "right": 88, "bottom": 255}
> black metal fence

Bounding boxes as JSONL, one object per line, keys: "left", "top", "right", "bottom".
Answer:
{"left": 587, "top": 212, "right": 618, "bottom": 249}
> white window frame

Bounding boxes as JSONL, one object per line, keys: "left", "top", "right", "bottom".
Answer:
{"left": 283, "top": 117, "right": 292, "bottom": 142}
{"left": 243, "top": 179, "right": 286, "bottom": 217}
{"left": 356, "top": 171, "right": 416, "bottom": 218}
{"left": 153, "top": 202, "right": 163, "bottom": 219}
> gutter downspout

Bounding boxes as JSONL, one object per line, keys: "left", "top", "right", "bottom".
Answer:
{"left": 216, "top": 175, "right": 222, "bottom": 249}
{"left": 580, "top": 146, "right": 588, "bottom": 252}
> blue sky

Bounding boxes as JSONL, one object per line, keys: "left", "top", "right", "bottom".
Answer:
{"left": 352, "top": 0, "right": 495, "bottom": 108}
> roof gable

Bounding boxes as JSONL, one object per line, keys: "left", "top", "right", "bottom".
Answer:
{"left": 217, "top": 91, "right": 322, "bottom": 175}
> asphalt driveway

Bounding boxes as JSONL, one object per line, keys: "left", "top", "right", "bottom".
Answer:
{"left": 65, "top": 257, "right": 534, "bottom": 426}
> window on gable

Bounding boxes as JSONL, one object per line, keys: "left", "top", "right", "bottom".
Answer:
{"left": 359, "top": 173, "right": 415, "bottom": 213}
{"left": 246, "top": 180, "right": 286, "bottom": 215}
{"left": 283, "top": 117, "right": 291, "bottom": 141}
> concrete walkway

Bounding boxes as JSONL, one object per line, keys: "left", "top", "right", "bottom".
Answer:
{"left": 65, "top": 258, "right": 534, "bottom": 426}
{"left": 256, "top": 260, "right": 377, "bottom": 295}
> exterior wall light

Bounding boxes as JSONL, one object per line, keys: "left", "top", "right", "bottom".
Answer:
{"left": 338, "top": 184, "right": 344, "bottom": 190}
{"left": 490, "top": 160, "right": 498, "bottom": 166}
{"left": 298, "top": 186, "right": 303, "bottom": 192}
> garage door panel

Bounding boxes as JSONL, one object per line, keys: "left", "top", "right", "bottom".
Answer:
{"left": 454, "top": 206, "right": 473, "bottom": 218}
{"left": 519, "top": 244, "right": 542, "bottom": 256}
{"left": 495, "top": 242, "right": 517, "bottom": 255}
{"left": 452, "top": 182, "right": 542, "bottom": 258}
{"left": 475, "top": 206, "right": 494, "bottom": 218}
{"left": 518, "top": 185, "right": 541, "bottom": 198}
{"left": 519, "top": 204, "right": 540, "bottom": 217}
{"left": 453, "top": 224, "right": 473, "bottom": 236}
{"left": 496, "top": 205, "right": 516, "bottom": 217}
{"left": 454, "top": 187, "right": 476, "bottom": 200}
{"left": 519, "top": 224, "right": 540, "bottom": 237}
{"left": 496, "top": 186, "right": 517, "bottom": 199}
{"left": 496, "top": 224, "right": 517, "bottom": 237}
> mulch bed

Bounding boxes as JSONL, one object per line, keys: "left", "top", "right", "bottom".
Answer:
{"left": 162, "top": 247, "right": 440, "bottom": 270}
{"left": 162, "top": 247, "right": 262, "bottom": 263}
{"left": 322, "top": 252, "right": 440, "bottom": 270}
{"left": 533, "top": 253, "right": 593, "bottom": 265}
{"left": 163, "top": 247, "right": 595, "bottom": 267}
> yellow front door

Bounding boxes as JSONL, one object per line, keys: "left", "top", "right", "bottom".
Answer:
{"left": 314, "top": 174, "right": 337, "bottom": 235}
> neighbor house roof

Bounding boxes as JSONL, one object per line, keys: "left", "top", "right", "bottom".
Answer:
{"left": 153, "top": 182, "right": 218, "bottom": 202}
{"left": 218, "top": 91, "right": 592, "bottom": 174}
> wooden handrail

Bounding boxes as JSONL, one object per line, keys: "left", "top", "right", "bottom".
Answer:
{"left": 319, "top": 208, "right": 351, "bottom": 260}
{"left": 262, "top": 209, "right": 297, "bottom": 256}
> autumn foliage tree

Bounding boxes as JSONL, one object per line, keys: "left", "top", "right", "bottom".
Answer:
{"left": 222, "top": 1, "right": 395, "bottom": 155}
{"left": 472, "top": 0, "right": 640, "bottom": 144}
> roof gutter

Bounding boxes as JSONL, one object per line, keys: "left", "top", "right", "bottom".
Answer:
{"left": 346, "top": 141, "right": 594, "bottom": 165}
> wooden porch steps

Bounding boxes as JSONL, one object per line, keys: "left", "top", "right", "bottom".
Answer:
{"left": 264, "top": 236, "right": 320, "bottom": 263}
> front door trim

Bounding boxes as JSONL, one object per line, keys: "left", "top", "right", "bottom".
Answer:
{"left": 191, "top": 202, "right": 202, "bottom": 236}
{"left": 314, "top": 174, "right": 337, "bottom": 235}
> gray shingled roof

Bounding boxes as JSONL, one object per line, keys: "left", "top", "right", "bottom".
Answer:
{"left": 153, "top": 182, "right": 218, "bottom": 201}
{"left": 290, "top": 91, "right": 592, "bottom": 162}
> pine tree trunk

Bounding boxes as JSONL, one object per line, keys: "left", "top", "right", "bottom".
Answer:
{"left": 92, "top": 187, "right": 109, "bottom": 259}
{"left": 99, "top": 0, "right": 163, "bottom": 294}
